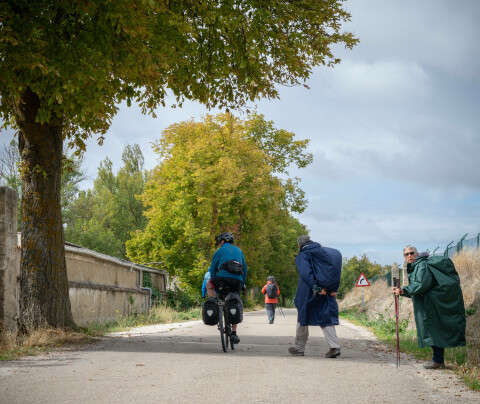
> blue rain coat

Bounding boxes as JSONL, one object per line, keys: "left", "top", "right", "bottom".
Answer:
{"left": 294, "top": 242, "right": 342, "bottom": 326}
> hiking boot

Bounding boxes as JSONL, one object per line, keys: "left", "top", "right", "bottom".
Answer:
{"left": 230, "top": 334, "right": 240, "bottom": 344}
{"left": 423, "top": 361, "right": 445, "bottom": 369}
{"left": 288, "top": 347, "right": 304, "bottom": 356}
{"left": 269, "top": 319, "right": 274, "bottom": 324}
{"left": 325, "top": 348, "right": 341, "bottom": 358}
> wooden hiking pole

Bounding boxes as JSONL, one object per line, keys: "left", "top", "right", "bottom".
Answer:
{"left": 394, "top": 277, "right": 401, "bottom": 368}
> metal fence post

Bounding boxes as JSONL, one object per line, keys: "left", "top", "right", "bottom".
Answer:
{"left": 457, "top": 233, "right": 468, "bottom": 253}
{"left": 444, "top": 241, "right": 454, "bottom": 257}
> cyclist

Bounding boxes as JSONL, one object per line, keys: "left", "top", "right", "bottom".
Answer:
{"left": 207, "top": 232, "right": 247, "bottom": 345}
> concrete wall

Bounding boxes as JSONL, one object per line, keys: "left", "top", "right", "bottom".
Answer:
{"left": 69, "top": 286, "right": 149, "bottom": 325}
{"left": 64, "top": 244, "right": 167, "bottom": 325}
{"left": 0, "top": 187, "right": 19, "bottom": 332}
{"left": 66, "top": 248, "right": 140, "bottom": 288}
{"left": 65, "top": 245, "right": 167, "bottom": 325}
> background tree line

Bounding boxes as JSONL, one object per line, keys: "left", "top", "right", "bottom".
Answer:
{"left": 1, "top": 119, "right": 387, "bottom": 304}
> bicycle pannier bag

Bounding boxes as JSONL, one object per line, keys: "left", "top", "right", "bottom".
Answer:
{"left": 225, "top": 293, "right": 243, "bottom": 324}
{"left": 266, "top": 283, "right": 278, "bottom": 299}
{"left": 202, "top": 297, "right": 219, "bottom": 326}
{"left": 219, "top": 260, "right": 244, "bottom": 275}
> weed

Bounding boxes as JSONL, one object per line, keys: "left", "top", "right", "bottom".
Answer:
{"left": 0, "top": 328, "right": 95, "bottom": 360}
{"left": 466, "top": 305, "right": 477, "bottom": 317}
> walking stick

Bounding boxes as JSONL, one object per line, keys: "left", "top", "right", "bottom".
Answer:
{"left": 394, "top": 277, "right": 401, "bottom": 368}
{"left": 277, "top": 304, "right": 285, "bottom": 318}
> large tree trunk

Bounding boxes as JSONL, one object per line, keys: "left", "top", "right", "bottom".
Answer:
{"left": 16, "top": 88, "right": 75, "bottom": 330}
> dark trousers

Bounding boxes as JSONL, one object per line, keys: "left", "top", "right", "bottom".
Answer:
{"left": 265, "top": 303, "right": 277, "bottom": 321}
{"left": 432, "top": 345, "right": 445, "bottom": 364}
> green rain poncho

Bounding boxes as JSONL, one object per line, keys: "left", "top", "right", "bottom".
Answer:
{"left": 402, "top": 254, "right": 466, "bottom": 348}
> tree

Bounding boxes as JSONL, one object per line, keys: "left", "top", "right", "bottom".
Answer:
{"left": 60, "top": 152, "right": 88, "bottom": 224}
{"left": 0, "top": 1, "right": 357, "bottom": 329}
{"left": 261, "top": 216, "right": 308, "bottom": 305}
{"left": 0, "top": 139, "right": 22, "bottom": 227}
{"left": 126, "top": 113, "right": 311, "bottom": 294}
{"left": 65, "top": 144, "right": 148, "bottom": 259}
{"left": 0, "top": 139, "right": 22, "bottom": 195}
{"left": 0, "top": 138, "right": 87, "bottom": 230}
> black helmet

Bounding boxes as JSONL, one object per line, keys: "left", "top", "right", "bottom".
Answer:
{"left": 216, "top": 232, "right": 234, "bottom": 244}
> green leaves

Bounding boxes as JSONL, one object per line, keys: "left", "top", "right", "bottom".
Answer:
{"left": 126, "top": 113, "right": 311, "bottom": 293}
{"left": 1, "top": 1, "right": 358, "bottom": 149}
{"left": 64, "top": 144, "right": 148, "bottom": 259}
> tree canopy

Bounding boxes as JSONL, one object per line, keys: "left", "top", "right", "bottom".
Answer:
{"left": 1, "top": 1, "right": 358, "bottom": 146}
{"left": 126, "top": 113, "right": 311, "bottom": 293}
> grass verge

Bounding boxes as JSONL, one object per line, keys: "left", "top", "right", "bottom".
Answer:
{"left": 79, "top": 304, "right": 202, "bottom": 336}
{"left": 0, "top": 328, "right": 95, "bottom": 361}
{"left": 340, "top": 308, "right": 480, "bottom": 391}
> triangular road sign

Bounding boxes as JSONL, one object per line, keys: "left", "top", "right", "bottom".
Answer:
{"left": 355, "top": 272, "right": 371, "bottom": 287}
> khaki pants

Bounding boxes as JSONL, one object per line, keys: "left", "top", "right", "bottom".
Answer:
{"left": 294, "top": 322, "right": 340, "bottom": 353}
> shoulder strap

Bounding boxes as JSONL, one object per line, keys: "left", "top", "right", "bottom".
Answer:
{"left": 306, "top": 251, "right": 318, "bottom": 285}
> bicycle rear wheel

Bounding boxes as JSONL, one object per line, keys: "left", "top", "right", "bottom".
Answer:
{"left": 224, "top": 307, "right": 234, "bottom": 351}
{"left": 229, "top": 326, "right": 235, "bottom": 350}
{"left": 219, "top": 305, "right": 228, "bottom": 352}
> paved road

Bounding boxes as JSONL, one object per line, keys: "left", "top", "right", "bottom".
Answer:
{"left": 1, "top": 308, "right": 479, "bottom": 403}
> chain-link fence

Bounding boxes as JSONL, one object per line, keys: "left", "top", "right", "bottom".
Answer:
{"left": 432, "top": 232, "right": 480, "bottom": 258}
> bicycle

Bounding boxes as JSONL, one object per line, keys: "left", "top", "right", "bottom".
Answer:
{"left": 215, "top": 282, "right": 236, "bottom": 352}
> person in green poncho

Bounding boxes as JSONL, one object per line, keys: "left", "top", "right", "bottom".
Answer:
{"left": 393, "top": 244, "right": 466, "bottom": 369}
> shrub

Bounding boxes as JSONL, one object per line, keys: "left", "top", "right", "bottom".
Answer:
{"left": 166, "top": 286, "right": 200, "bottom": 311}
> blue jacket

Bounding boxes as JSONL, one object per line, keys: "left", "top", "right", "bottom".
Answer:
{"left": 209, "top": 243, "right": 247, "bottom": 286}
{"left": 201, "top": 270, "right": 211, "bottom": 298}
{"left": 294, "top": 242, "right": 342, "bottom": 326}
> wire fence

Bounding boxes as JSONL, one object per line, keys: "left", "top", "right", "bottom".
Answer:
{"left": 431, "top": 232, "right": 480, "bottom": 258}
{"left": 352, "top": 232, "right": 479, "bottom": 288}
{"left": 372, "top": 231, "right": 479, "bottom": 287}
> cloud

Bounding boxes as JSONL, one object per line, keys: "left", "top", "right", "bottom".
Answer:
{"left": 326, "top": 60, "right": 432, "bottom": 102}
{"left": 343, "top": 0, "right": 480, "bottom": 78}
{"left": 303, "top": 114, "right": 480, "bottom": 189}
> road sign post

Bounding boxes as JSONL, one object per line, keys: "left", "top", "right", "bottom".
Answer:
{"left": 355, "top": 272, "right": 371, "bottom": 307}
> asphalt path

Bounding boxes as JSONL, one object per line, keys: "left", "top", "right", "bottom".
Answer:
{"left": 1, "top": 308, "right": 479, "bottom": 403}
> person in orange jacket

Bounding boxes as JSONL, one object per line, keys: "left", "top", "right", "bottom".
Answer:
{"left": 261, "top": 276, "right": 280, "bottom": 324}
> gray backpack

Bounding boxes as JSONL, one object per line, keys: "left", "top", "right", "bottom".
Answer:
{"left": 266, "top": 283, "right": 278, "bottom": 299}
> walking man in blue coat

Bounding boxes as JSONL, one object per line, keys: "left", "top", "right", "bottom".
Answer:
{"left": 289, "top": 235, "right": 342, "bottom": 358}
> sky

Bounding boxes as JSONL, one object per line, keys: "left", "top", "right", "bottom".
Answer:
{"left": 2, "top": 0, "right": 479, "bottom": 266}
